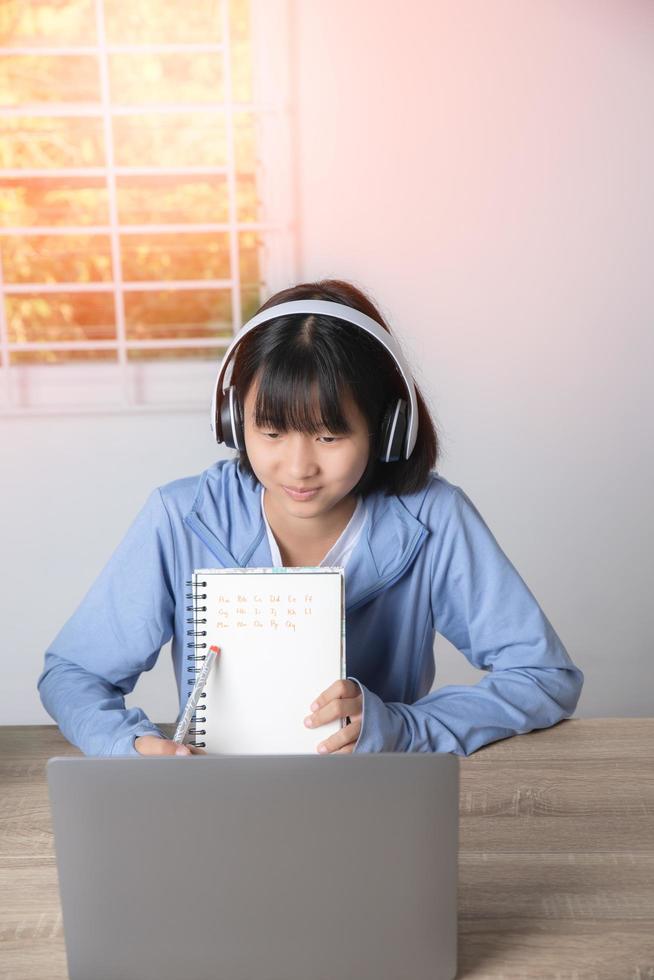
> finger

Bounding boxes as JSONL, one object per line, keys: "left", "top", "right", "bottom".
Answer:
{"left": 173, "top": 742, "right": 207, "bottom": 756}
{"left": 310, "top": 679, "right": 360, "bottom": 713}
{"left": 135, "top": 736, "right": 199, "bottom": 757}
{"left": 305, "top": 696, "right": 361, "bottom": 729}
{"left": 317, "top": 720, "right": 361, "bottom": 754}
{"left": 156, "top": 738, "right": 189, "bottom": 756}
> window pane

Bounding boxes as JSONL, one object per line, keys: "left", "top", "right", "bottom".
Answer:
{"left": 6, "top": 291, "right": 116, "bottom": 344}
{"left": 236, "top": 173, "right": 259, "bottom": 223}
{"left": 112, "top": 113, "right": 226, "bottom": 168}
{"left": 240, "top": 284, "right": 262, "bottom": 324}
{"left": 0, "top": 0, "right": 278, "bottom": 387}
{"left": 0, "top": 0, "right": 96, "bottom": 47}
{"left": 104, "top": 0, "right": 222, "bottom": 44}
{"left": 234, "top": 111, "right": 256, "bottom": 171}
{"left": 109, "top": 54, "right": 225, "bottom": 106}
{"left": 1, "top": 234, "right": 112, "bottom": 282}
{"left": 0, "top": 178, "right": 109, "bottom": 227}
{"left": 234, "top": 112, "right": 259, "bottom": 221}
{"left": 124, "top": 289, "right": 232, "bottom": 341}
{"left": 230, "top": 0, "right": 248, "bottom": 39}
{"left": 115, "top": 176, "right": 229, "bottom": 224}
{"left": 120, "top": 232, "right": 230, "bottom": 281}
{"left": 0, "top": 117, "right": 105, "bottom": 169}
{"left": 231, "top": 39, "right": 252, "bottom": 104}
{"left": 11, "top": 348, "right": 117, "bottom": 365}
{"left": 230, "top": 0, "right": 253, "bottom": 103}
{"left": 238, "top": 230, "right": 261, "bottom": 285}
{"left": 0, "top": 56, "right": 101, "bottom": 106}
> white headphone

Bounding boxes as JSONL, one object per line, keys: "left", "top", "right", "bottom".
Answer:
{"left": 209, "top": 299, "right": 419, "bottom": 461}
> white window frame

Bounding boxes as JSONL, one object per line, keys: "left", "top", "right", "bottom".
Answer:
{"left": 0, "top": 0, "right": 296, "bottom": 416}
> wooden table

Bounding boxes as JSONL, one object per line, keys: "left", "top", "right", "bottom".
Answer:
{"left": 1, "top": 719, "right": 653, "bottom": 979}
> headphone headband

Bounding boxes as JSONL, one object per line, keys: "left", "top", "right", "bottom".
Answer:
{"left": 210, "top": 299, "right": 418, "bottom": 459}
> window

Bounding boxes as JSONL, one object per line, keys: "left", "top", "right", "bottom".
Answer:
{"left": 0, "top": 0, "right": 295, "bottom": 413}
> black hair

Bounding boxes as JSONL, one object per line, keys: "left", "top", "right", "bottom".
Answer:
{"left": 231, "top": 279, "right": 440, "bottom": 497}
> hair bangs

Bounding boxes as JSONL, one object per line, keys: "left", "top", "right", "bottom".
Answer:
{"left": 253, "top": 351, "right": 354, "bottom": 436}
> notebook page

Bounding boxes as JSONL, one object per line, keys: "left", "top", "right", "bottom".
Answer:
{"left": 193, "top": 567, "right": 345, "bottom": 753}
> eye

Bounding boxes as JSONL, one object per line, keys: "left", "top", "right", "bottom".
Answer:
{"left": 263, "top": 432, "right": 279, "bottom": 439}
{"left": 318, "top": 436, "right": 339, "bottom": 444}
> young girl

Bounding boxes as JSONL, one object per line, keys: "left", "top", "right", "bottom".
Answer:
{"left": 37, "top": 278, "right": 584, "bottom": 758}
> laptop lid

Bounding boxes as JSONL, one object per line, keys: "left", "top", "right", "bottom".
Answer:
{"left": 47, "top": 754, "right": 458, "bottom": 980}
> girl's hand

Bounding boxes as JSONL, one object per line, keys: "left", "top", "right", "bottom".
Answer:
{"left": 304, "top": 679, "right": 363, "bottom": 754}
{"left": 134, "top": 735, "right": 207, "bottom": 756}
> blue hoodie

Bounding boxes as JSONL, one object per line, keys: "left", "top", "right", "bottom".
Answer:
{"left": 37, "top": 459, "right": 584, "bottom": 757}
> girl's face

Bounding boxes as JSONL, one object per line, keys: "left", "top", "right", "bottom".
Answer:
{"left": 242, "top": 376, "right": 372, "bottom": 520}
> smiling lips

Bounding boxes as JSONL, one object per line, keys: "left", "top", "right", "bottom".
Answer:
{"left": 283, "top": 485, "right": 321, "bottom": 500}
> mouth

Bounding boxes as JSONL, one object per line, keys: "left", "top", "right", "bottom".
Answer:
{"left": 282, "top": 485, "right": 321, "bottom": 501}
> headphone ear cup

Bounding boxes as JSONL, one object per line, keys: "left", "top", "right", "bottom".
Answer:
{"left": 378, "top": 398, "right": 407, "bottom": 463}
{"left": 220, "top": 386, "right": 245, "bottom": 451}
{"left": 232, "top": 392, "right": 245, "bottom": 451}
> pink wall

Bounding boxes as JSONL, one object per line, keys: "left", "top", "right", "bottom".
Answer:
{"left": 291, "top": 0, "right": 654, "bottom": 710}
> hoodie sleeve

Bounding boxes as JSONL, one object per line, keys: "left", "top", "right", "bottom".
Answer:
{"left": 349, "top": 484, "right": 584, "bottom": 755}
{"left": 37, "top": 488, "right": 176, "bottom": 757}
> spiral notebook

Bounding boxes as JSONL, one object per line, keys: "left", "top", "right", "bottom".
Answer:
{"left": 185, "top": 567, "right": 346, "bottom": 753}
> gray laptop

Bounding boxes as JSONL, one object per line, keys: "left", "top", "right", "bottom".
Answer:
{"left": 47, "top": 754, "right": 458, "bottom": 980}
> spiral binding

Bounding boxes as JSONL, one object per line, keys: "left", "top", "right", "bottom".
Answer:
{"left": 185, "top": 576, "right": 209, "bottom": 748}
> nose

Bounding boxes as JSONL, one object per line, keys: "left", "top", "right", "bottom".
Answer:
{"left": 285, "top": 432, "right": 320, "bottom": 480}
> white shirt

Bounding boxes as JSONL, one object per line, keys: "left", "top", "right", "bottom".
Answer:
{"left": 261, "top": 487, "right": 368, "bottom": 569}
